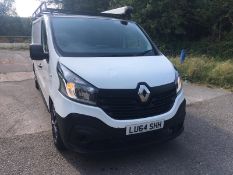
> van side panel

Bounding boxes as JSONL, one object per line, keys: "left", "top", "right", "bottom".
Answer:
{"left": 32, "top": 17, "right": 50, "bottom": 108}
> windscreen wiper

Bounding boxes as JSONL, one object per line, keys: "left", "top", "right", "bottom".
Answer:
{"left": 138, "top": 49, "right": 154, "bottom": 56}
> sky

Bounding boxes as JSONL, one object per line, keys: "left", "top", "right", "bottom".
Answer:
{"left": 15, "top": 0, "right": 41, "bottom": 17}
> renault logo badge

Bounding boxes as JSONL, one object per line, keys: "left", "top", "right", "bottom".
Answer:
{"left": 138, "top": 85, "right": 150, "bottom": 103}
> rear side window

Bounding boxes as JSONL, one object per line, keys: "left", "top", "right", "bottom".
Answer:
{"left": 51, "top": 17, "right": 158, "bottom": 57}
{"left": 41, "top": 21, "right": 48, "bottom": 53}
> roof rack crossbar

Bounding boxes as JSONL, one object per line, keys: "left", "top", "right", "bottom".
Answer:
{"left": 32, "top": 2, "right": 133, "bottom": 20}
{"left": 32, "top": 2, "right": 47, "bottom": 19}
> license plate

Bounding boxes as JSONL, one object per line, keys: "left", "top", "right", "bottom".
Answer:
{"left": 126, "top": 121, "right": 164, "bottom": 135}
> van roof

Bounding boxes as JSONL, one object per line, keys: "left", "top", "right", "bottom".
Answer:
{"left": 45, "top": 14, "right": 133, "bottom": 22}
{"left": 32, "top": 2, "right": 133, "bottom": 22}
{"left": 41, "top": 14, "right": 131, "bottom": 21}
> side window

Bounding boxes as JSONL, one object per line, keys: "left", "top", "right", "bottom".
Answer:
{"left": 41, "top": 21, "right": 49, "bottom": 53}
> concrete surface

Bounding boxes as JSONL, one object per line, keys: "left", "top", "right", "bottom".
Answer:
{"left": 0, "top": 49, "right": 233, "bottom": 175}
{"left": 0, "top": 49, "right": 32, "bottom": 73}
{"left": 0, "top": 80, "right": 50, "bottom": 138}
{"left": 0, "top": 72, "right": 34, "bottom": 82}
{"left": 0, "top": 43, "right": 29, "bottom": 50}
{"left": 0, "top": 95, "right": 233, "bottom": 175}
{"left": 183, "top": 82, "right": 231, "bottom": 105}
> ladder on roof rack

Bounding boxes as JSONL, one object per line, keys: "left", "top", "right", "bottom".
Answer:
{"left": 32, "top": 2, "right": 133, "bottom": 21}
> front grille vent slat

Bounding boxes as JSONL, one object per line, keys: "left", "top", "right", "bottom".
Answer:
{"left": 97, "top": 83, "right": 177, "bottom": 120}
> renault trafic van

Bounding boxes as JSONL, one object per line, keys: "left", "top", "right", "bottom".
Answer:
{"left": 30, "top": 3, "right": 186, "bottom": 152}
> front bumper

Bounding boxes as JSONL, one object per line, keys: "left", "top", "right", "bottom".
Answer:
{"left": 56, "top": 100, "right": 186, "bottom": 153}
{"left": 53, "top": 89, "right": 185, "bottom": 128}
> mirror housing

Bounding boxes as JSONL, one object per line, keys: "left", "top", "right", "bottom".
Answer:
{"left": 30, "top": 44, "right": 49, "bottom": 60}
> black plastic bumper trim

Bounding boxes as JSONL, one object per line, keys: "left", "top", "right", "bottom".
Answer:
{"left": 56, "top": 100, "right": 186, "bottom": 153}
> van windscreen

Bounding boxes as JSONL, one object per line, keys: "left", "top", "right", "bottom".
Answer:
{"left": 51, "top": 17, "right": 158, "bottom": 57}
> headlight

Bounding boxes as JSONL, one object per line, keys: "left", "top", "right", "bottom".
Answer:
{"left": 57, "top": 62, "right": 98, "bottom": 105}
{"left": 175, "top": 71, "right": 182, "bottom": 94}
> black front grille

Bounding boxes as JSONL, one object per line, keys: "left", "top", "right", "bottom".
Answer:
{"left": 97, "top": 83, "right": 177, "bottom": 120}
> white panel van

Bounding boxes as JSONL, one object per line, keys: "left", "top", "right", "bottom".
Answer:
{"left": 30, "top": 3, "right": 186, "bottom": 153}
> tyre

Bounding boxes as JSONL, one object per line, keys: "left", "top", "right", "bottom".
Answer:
{"left": 50, "top": 103, "right": 66, "bottom": 151}
{"left": 35, "top": 79, "right": 39, "bottom": 90}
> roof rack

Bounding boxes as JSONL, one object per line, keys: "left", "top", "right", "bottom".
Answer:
{"left": 32, "top": 2, "right": 133, "bottom": 21}
{"left": 32, "top": 2, "right": 62, "bottom": 20}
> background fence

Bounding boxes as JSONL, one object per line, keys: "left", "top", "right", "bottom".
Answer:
{"left": 0, "top": 36, "right": 31, "bottom": 43}
{"left": 0, "top": 36, "right": 30, "bottom": 49}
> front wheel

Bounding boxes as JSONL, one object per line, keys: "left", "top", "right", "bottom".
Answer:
{"left": 50, "top": 104, "right": 66, "bottom": 151}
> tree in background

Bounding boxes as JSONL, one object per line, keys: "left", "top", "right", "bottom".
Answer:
{"left": 0, "top": 0, "right": 232, "bottom": 57}
{"left": 0, "top": 16, "right": 31, "bottom": 36}
{"left": 61, "top": 0, "right": 111, "bottom": 12}
{"left": 0, "top": 0, "right": 30, "bottom": 36}
{"left": 210, "top": 0, "right": 233, "bottom": 41}
{"left": 110, "top": 0, "right": 233, "bottom": 57}
{"left": 0, "top": 0, "right": 17, "bottom": 16}
{"left": 109, "top": 0, "right": 210, "bottom": 41}
{"left": 38, "top": 0, "right": 111, "bottom": 12}
{"left": 54, "top": 0, "right": 232, "bottom": 42}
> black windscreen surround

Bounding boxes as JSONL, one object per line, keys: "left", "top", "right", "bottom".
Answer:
{"left": 51, "top": 17, "right": 158, "bottom": 57}
{"left": 97, "top": 83, "right": 177, "bottom": 120}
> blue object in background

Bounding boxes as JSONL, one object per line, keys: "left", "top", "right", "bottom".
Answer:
{"left": 180, "top": 49, "right": 186, "bottom": 64}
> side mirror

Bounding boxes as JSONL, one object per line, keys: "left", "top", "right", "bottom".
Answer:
{"left": 30, "top": 44, "right": 49, "bottom": 60}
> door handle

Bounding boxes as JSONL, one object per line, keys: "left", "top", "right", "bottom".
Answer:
{"left": 38, "top": 64, "right": 43, "bottom": 69}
